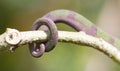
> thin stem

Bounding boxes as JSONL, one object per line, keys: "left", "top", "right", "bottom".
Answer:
{"left": 0, "top": 28, "right": 120, "bottom": 64}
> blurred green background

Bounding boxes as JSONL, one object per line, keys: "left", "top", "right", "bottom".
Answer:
{"left": 0, "top": 0, "right": 120, "bottom": 71}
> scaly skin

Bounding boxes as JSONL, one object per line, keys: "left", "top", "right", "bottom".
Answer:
{"left": 42, "top": 9, "right": 120, "bottom": 49}
{"left": 29, "top": 18, "right": 58, "bottom": 57}
{"left": 30, "top": 9, "right": 120, "bottom": 57}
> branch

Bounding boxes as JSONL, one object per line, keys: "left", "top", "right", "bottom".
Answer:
{"left": 0, "top": 28, "right": 120, "bottom": 64}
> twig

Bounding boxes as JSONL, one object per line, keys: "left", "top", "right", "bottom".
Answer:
{"left": 0, "top": 28, "right": 120, "bottom": 64}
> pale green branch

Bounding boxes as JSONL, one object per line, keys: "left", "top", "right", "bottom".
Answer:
{"left": 0, "top": 28, "right": 120, "bottom": 64}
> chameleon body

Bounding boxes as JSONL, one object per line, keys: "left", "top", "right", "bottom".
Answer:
{"left": 30, "top": 9, "right": 120, "bottom": 57}
{"left": 42, "top": 9, "right": 120, "bottom": 49}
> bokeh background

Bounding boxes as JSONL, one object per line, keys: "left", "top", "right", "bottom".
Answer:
{"left": 0, "top": 0, "right": 120, "bottom": 71}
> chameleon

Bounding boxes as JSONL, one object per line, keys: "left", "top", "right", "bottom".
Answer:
{"left": 29, "top": 9, "right": 120, "bottom": 57}
{"left": 29, "top": 18, "right": 58, "bottom": 57}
